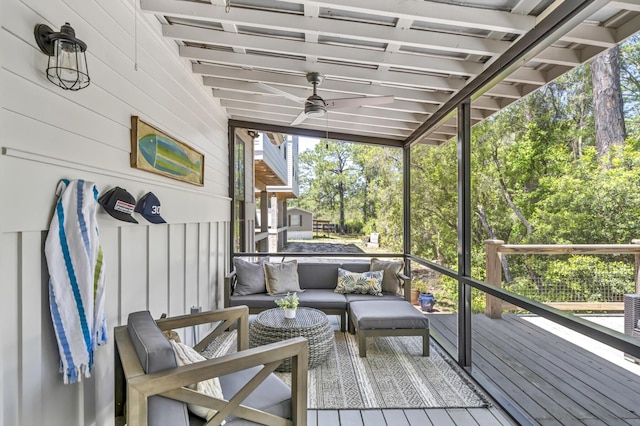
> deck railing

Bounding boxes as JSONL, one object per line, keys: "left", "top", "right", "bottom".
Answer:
{"left": 485, "top": 239, "right": 640, "bottom": 319}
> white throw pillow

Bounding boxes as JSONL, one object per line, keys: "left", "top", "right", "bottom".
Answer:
{"left": 170, "top": 340, "right": 225, "bottom": 424}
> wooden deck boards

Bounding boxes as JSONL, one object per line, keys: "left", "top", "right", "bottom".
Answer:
{"left": 429, "top": 314, "right": 640, "bottom": 426}
{"left": 307, "top": 407, "right": 511, "bottom": 425}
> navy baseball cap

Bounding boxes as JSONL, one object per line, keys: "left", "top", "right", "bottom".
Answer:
{"left": 135, "top": 192, "right": 166, "bottom": 224}
{"left": 98, "top": 187, "right": 138, "bottom": 223}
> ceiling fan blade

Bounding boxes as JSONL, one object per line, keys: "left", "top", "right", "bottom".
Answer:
{"left": 254, "top": 82, "right": 305, "bottom": 104}
{"left": 325, "top": 95, "right": 395, "bottom": 110}
{"left": 290, "top": 111, "right": 309, "bottom": 126}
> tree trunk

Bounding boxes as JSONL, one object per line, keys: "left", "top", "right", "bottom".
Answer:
{"left": 476, "top": 204, "right": 513, "bottom": 284}
{"left": 499, "top": 177, "right": 533, "bottom": 236}
{"left": 591, "top": 45, "right": 626, "bottom": 160}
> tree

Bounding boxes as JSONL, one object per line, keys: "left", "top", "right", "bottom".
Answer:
{"left": 591, "top": 45, "right": 626, "bottom": 159}
{"left": 295, "top": 140, "right": 358, "bottom": 233}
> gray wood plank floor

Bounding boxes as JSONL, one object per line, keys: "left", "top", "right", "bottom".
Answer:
{"left": 429, "top": 314, "right": 640, "bottom": 426}
{"left": 307, "top": 407, "right": 513, "bottom": 425}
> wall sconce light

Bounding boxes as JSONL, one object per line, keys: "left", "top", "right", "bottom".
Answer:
{"left": 34, "top": 23, "right": 90, "bottom": 91}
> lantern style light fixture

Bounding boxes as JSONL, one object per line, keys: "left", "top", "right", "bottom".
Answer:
{"left": 34, "top": 23, "right": 90, "bottom": 91}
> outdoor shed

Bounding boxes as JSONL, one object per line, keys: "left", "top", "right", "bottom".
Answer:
{"left": 287, "top": 207, "right": 313, "bottom": 240}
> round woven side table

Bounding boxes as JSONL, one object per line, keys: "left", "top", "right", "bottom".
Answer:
{"left": 249, "top": 307, "right": 334, "bottom": 372}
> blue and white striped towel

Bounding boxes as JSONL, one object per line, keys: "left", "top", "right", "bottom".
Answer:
{"left": 45, "top": 179, "right": 107, "bottom": 384}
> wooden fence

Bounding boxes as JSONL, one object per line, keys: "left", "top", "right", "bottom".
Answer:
{"left": 485, "top": 239, "right": 640, "bottom": 318}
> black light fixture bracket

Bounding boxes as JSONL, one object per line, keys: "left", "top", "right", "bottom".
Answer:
{"left": 34, "top": 23, "right": 87, "bottom": 56}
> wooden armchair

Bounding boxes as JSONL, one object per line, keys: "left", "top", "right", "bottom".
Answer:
{"left": 114, "top": 306, "right": 308, "bottom": 426}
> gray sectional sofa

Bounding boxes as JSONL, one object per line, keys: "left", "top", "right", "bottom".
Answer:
{"left": 224, "top": 260, "right": 411, "bottom": 332}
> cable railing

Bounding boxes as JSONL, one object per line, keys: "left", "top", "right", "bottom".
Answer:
{"left": 485, "top": 240, "right": 640, "bottom": 318}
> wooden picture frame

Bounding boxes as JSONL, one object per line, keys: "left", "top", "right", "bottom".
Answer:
{"left": 130, "top": 116, "right": 204, "bottom": 186}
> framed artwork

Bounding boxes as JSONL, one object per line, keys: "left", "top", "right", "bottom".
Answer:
{"left": 130, "top": 116, "right": 204, "bottom": 186}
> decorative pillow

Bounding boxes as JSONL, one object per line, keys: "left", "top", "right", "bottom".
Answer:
{"left": 169, "top": 340, "right": 225, "bottom": 424}
{"left": 263, "top": 260, "right": 303, "bottom": 296}
{"left": 335, "top": 268, "right": 383, "bottom": 296}
{"left": 370, "top": 258, "right": 404, "bottom": 294}
{"left": 233, "top": 257, "right": 269, "bottom": 295}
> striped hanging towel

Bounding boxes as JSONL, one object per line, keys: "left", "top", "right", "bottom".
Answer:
{"left": 45, "top": 179, "right": 107, "bottom": 384}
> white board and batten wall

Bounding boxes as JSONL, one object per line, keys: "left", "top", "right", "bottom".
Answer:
{"left": 1, "top": 0, "right": 231, "bottom": 425}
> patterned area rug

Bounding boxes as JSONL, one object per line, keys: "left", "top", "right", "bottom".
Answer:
{"left": 203, "top": 331, "right": 490, "bottom": 409}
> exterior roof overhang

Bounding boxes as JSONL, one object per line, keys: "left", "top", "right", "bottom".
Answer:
{"left": 141, "top": 0, "right": 640, "bottom": 146}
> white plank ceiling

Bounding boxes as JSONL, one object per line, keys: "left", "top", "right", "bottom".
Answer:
{"left": 140, "top": 0, "right": 640, "bottom": 146}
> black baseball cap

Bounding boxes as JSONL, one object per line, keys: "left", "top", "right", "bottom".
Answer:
{"left": 135, "top": 192, "right": 166, "bottom": 224}
{"left": 98, "top": 187, "right": 138, "bottom": 223}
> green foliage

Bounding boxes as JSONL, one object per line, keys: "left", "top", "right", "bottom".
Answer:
{"left": 275, "top": 292, "right": 299, "bottom": 310}
{"left": 292, "top": 38, "right": 640, "bottom": 307}
{"left": 344, "top": 219, "right": 364, "bottom": 234}
{"left": 507, "top": 256, "right": 634, "bottom": 303}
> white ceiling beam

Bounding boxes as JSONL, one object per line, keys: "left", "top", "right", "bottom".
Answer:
{"left": 532, "top": 46, "right": 582, "bottom": 66}
{"left": 483, "top": 83, "right": 522, "bottom": 99}
{"left": 140, "top": 0, "right": 510, "bottom": 56}
{"left": 561, "top": 24, "right": 617, "bottom": 47}
{"left": 304, "top": 5, "right": 319, "bottom": 45}
{"left": 162, "top": 24, "right": 483, "bottom": 77}
{"left": 609, "top": 1, "right": 640, "bottom": 13}
{"left": 511, "top": 0, "right": 546, "bottom": 15}
{"left": 383, "top": 17, "right": 411, "bottom": 72}
{"left": 220, "top": 23, "right": 246, "bottom": 54}
{"left": 194, "top": 64, "right": 452, "bottom": 103}
{"left": 616, "top": 14, "right": 640, "bottom": 40}
{"left": 472, "top": 97, "right": 502, "bottom": 111}
{"left": 180, "top": 46, "right": 465, "bottom": 91}
{"left": 506, "top": 68, "right": 548, "bottom": 85}
{"left": 275, "top": 0, "right": 535, "bottom": 34}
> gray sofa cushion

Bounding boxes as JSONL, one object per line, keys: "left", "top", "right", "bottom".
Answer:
{"left": 219, "top": 366, "right": 292, "bottom": 425}
{"left": 264, "top": 260, "right": 303, "bottom": 295}
{"left": 370, "top": 258, "right": 404, "bottom": 294}
{"left": 127, "top": 311, "right": 189, "bottom": 426}
{"left": 297, "top": 263, "right": 341, "bottom": 289}
{"left": 229, "top": 293, "right": 280, "bottom": 309}
{"left": 297, "top": 289, "right": 348, "bottom": 309}
{"left": 340, "top": 263, "right": 371, "bottom": 274}
{"left": 350, "top": 300, "right": 429, "bottom": 330}
{"left": 233, "top": 257, "right": 268, "bottom": 295}
{"left": 344, "top": 293, "right": 403, "bottom": 303}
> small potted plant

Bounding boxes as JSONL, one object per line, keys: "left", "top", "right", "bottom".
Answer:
{"left": 411, "top": 280, "right": 428, "bottom": 305}
{"left": 275, "top": 292, "right": 299, "bottom": 319}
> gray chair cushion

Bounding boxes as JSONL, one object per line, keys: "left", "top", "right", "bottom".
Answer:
{"left": 127, "top": 311, "right": 189, "bottom": 426}
{"left": 345, "top": 293, "right": 403, "bottom": 303}
{"left": 350, "top": 300, "right": 429, "bottom": 330}
{"left": 297, "top": 289, "right": 348, "bottom": 309}
{"left": 233, "top": 257, "right": 268, "bottom": 295}
{"left": 219, "top": 366, "right": 292, "bottom": 425}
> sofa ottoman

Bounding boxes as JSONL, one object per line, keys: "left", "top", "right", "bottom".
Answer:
{"left": 348, "top": 300, "right": 430, "bottom": 357}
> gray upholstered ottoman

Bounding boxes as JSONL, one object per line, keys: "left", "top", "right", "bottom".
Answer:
{"left": 348, "top": 300, "right": 430, "bottom": 357}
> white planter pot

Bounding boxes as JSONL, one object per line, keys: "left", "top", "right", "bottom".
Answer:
{"left": 283, "top": 308, "right": 297, "bottom": 319}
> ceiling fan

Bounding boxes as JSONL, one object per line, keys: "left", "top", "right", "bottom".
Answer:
{"left": 256, "top": 72, "right": 395, "bottom": 126}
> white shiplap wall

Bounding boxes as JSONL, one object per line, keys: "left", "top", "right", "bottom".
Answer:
{"left": 0, "top": 0, "right": 231, "bottom": 425}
